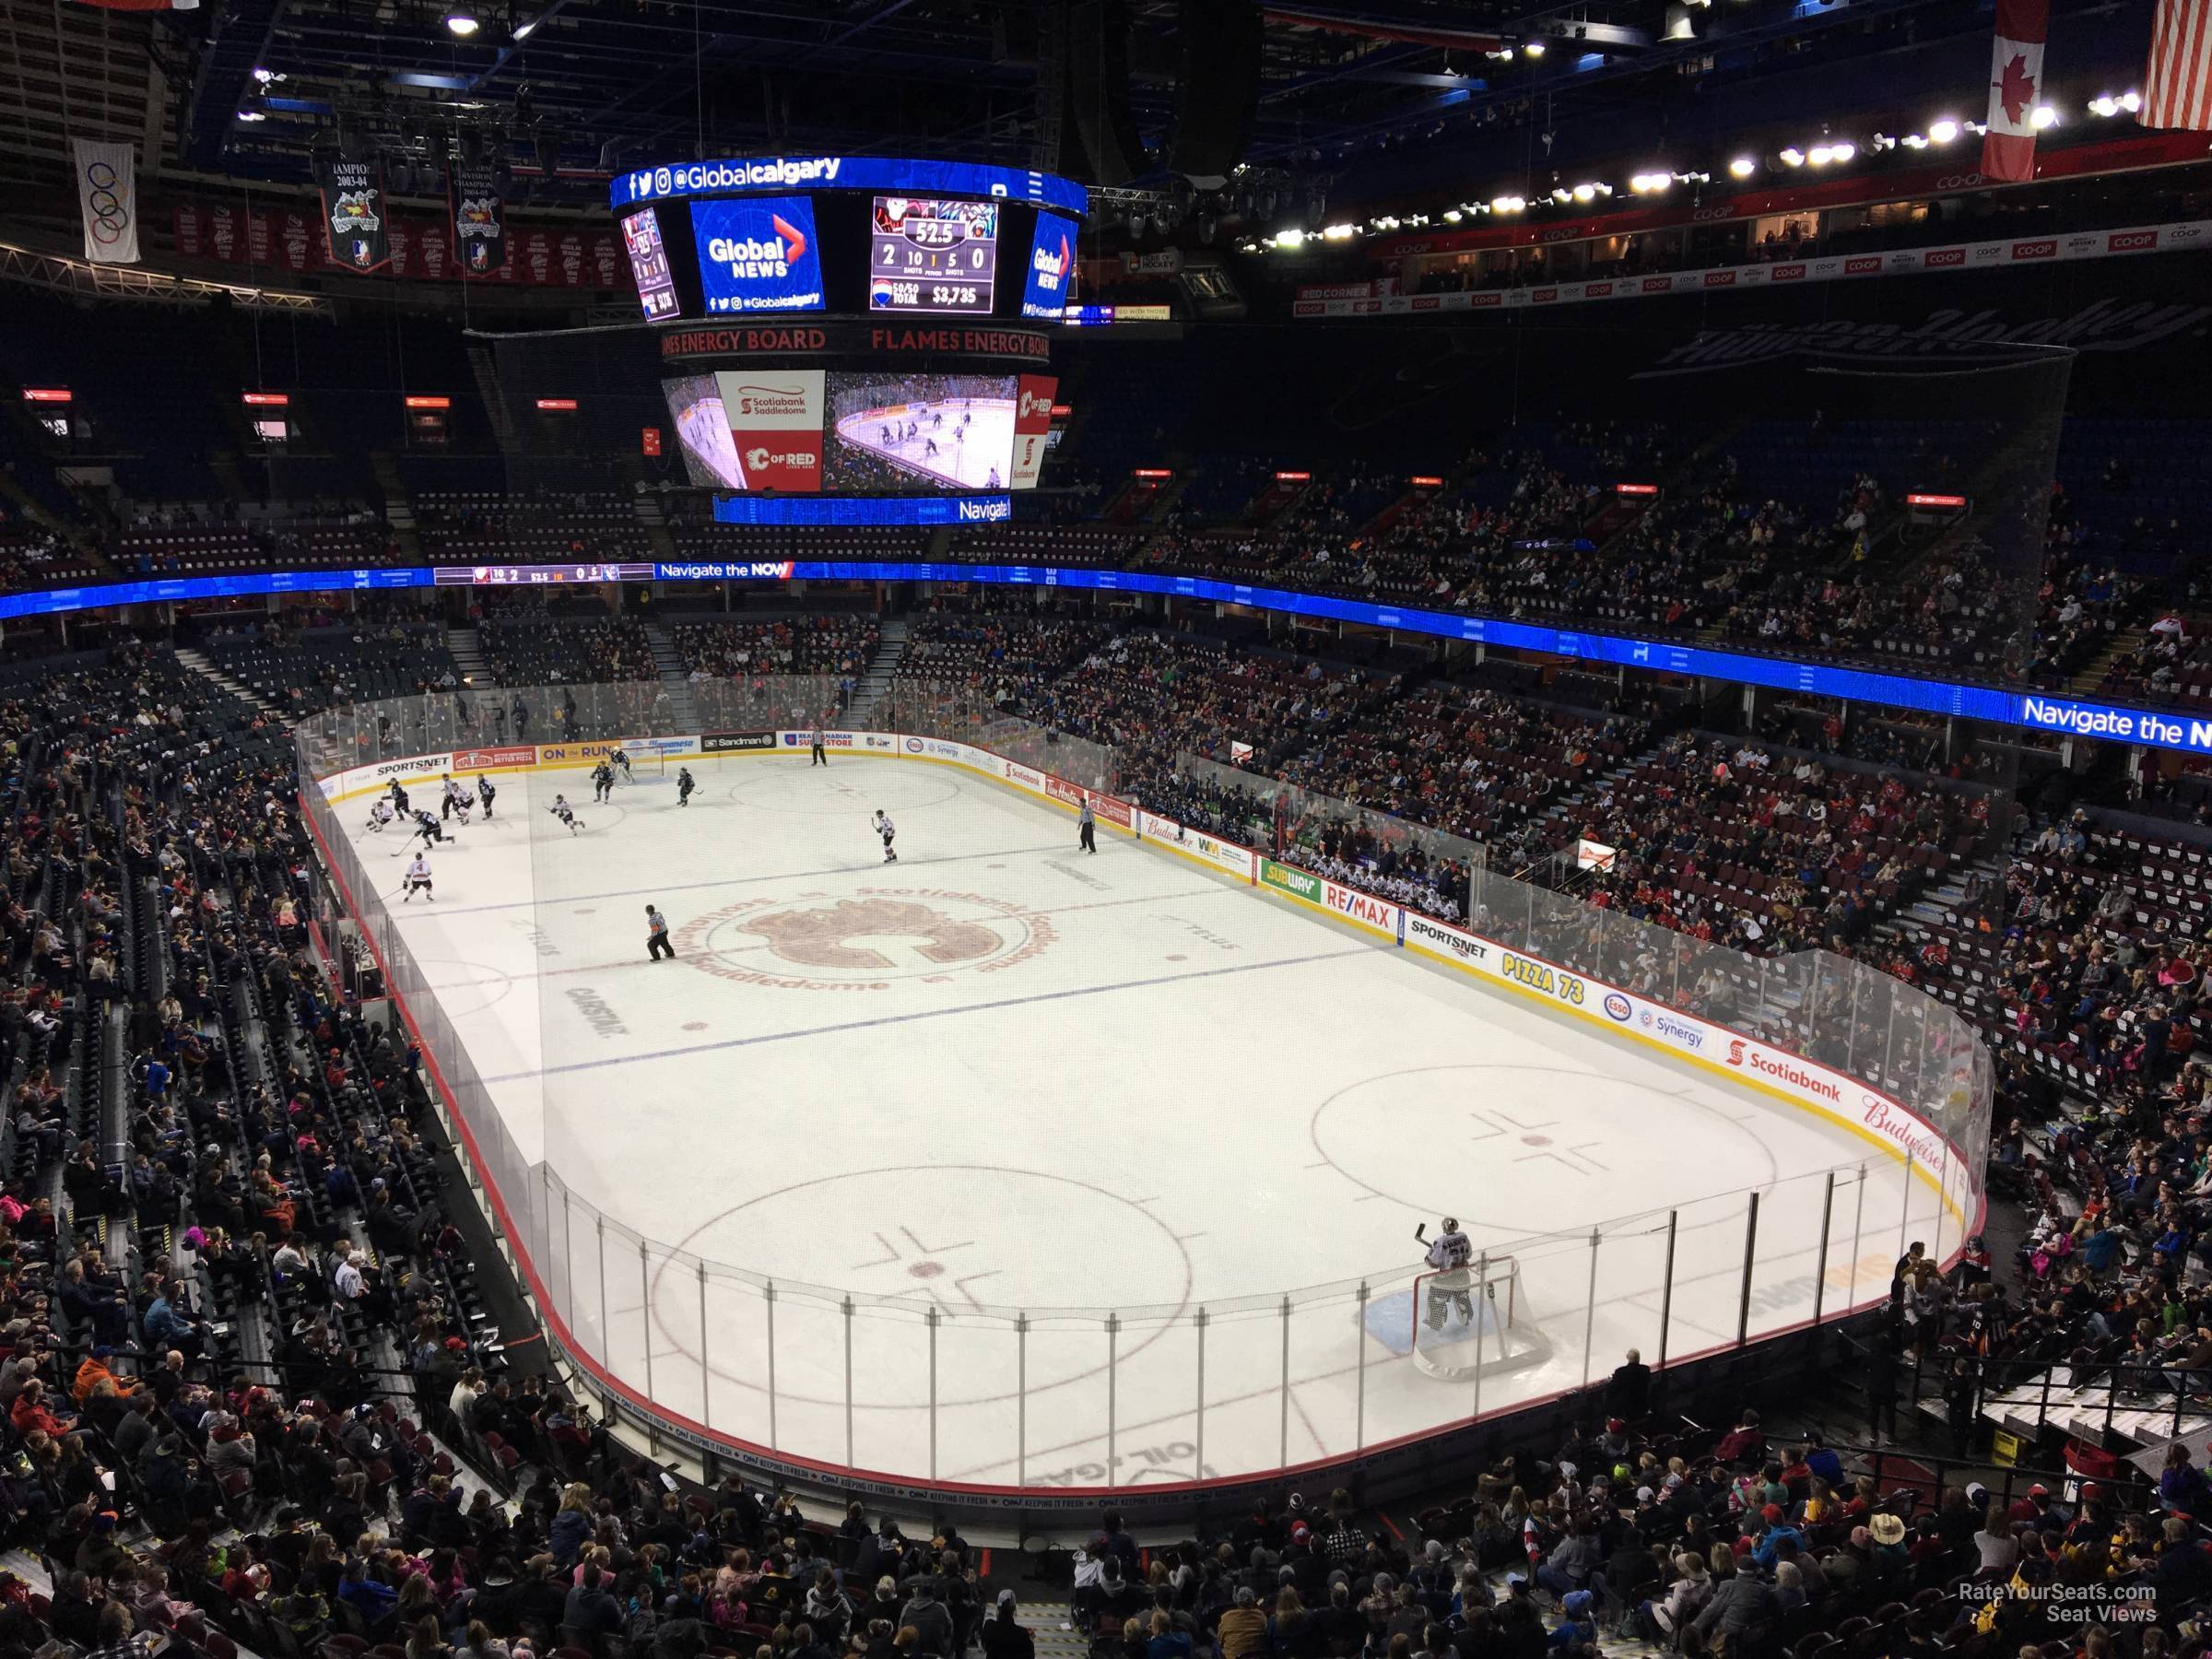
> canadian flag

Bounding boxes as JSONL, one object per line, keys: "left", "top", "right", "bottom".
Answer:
{"left": 1982, "top": 0, "right": 2048, "bottom": 182}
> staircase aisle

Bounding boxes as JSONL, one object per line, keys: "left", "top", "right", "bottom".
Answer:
{"left": 448, "top": 625, "right": 491, "bottom": 689}
{"left": 175, "top": 646, "right": 286, "bottom": 722}
{"left": 848, "top": 617, "right": 911, "bottom": 727}
{"left": 644, "top": 621, "right": 700, "bottom": 733}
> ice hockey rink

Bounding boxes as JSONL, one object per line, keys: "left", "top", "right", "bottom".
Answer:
{"left": 335, "top": 751, "right": 1943, "bottom": 1487}
{"left": 831, "top": 395, "right": 1018, "bottom": 490}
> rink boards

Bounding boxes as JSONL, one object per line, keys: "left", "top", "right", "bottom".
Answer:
{"left": 315, "top": 724, "right": 1979, "bottom": 1241}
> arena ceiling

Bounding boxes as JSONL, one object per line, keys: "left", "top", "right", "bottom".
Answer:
{"left": 0, "top": 0, "right": 2154, "bottom": 217}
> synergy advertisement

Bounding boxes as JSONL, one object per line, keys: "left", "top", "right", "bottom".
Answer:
{"left": 1021, "top": 211, "right": 1077, "bottom": 320}
{"left": 712, "top": 370, "right": 826, "bottom": 493}
{"left": 866, "top": 197, "right": 999, "bottom": 315}
{"left": 824, "top": 372, "right": 1018, "bottom": 492}
{"left": 689, "top": 195, "right": 823, "bottom": 314}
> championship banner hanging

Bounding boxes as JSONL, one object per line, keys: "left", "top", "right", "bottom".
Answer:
{"left": 319, "top": 159, "right": 390, "bottom": 273}
{"left": 448, "top": 159, "right": 508, "bottom": 277}
{"left": 73, "top": 138, "right": 139, "bottom": 264}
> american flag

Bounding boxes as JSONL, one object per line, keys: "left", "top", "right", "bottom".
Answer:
{"left": 2143, "top": 0, "right": 2212, "bottom": 129}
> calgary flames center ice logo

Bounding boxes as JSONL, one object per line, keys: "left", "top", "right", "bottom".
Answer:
{"left": 742, "top": 898, "right": 997, "bottom": 970}
{"left": 682, "top": 888, "right": 1053, "bottom": 991}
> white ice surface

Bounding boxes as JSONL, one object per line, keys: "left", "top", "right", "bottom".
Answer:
{"left": 341, "top": 755, "right": 1934, "bottom": 1488}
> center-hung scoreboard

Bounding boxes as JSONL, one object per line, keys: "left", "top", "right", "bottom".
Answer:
{"left": 606, "top": 156, "right": 1088, "bottom": 524}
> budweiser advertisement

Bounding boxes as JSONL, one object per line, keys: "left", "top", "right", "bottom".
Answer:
{"left": 1007, "top": 374, "right": 1058, "bottom": 490}
{"left": 713, "top": 370, "right": 825, "bottom": 494}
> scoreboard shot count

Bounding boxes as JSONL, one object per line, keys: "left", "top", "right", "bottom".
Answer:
{"left": 868, "top": 197, "right": 999, "bottom": 315}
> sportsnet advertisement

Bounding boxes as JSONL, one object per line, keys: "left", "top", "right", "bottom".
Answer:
{"left": 713, "top": 370, "right": 825, "bottom": 493}
{"left": 689, "top": 195, "right": 824, "bottom": 313}
{"left": 1405, "top": 912, "right": 1488, "bottom": 970}
{"left": 1008, "top": 374, "right": 1057, "bottom": 490}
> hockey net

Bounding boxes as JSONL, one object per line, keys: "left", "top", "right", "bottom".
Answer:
{"left": 1406, "top": 1254, "right": 1548, "bottom": 1382}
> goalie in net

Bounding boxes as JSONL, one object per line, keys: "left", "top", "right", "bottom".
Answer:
{"left": 1424, "top": 1218, "right": 1476, "bottom": 1331}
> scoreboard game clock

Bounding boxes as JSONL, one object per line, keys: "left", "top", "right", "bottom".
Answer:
{"left": 867, "top": 197, "right": 998, "bottom": 314}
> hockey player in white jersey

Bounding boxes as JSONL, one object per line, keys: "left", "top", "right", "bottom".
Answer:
{"left": 871, "top": 808, "right": 898, "bottom": 863}
{"left": 403, "top": 852, "right": 435, "bottom": 901}
{"left": 441, "top": 774, "right": 474, "bottom": 822}
{"left": 366, "top": 798, "right": 395, "bottom": 833}
{"left": 549, "top": 794, "right": 585, "bottom": 836}
{"left": 1422, "top": 1217, "right": 1476, "bottom": 1331}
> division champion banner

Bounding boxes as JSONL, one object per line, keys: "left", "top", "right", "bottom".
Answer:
{"left": 448, "top": 159, "right": 508, "bottom": 277}
{"left": 319, "top": 159, "right": 390, "bottom": 273}
{"left": 72, "top": 138, "right": 139, "bottom": 264}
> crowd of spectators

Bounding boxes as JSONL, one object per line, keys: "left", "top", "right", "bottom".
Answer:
{"left": 673, "top": 618, "right": 881, "bottom": 683}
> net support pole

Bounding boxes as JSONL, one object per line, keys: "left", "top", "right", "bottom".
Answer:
{"left": 1355, "top": 1281, "right": 1371, "bottom": 1452}
{"left": 1106, "top": 1312, "right": 1121, "bottom": 1488}
{"left": 1736, "top": 1193, "right": 1760, "bottom": 1348}
{"left": 1581, "top": 1230, "right": 1601, "bottom": 1387}
{"left": 1811, "top": 1171, "right": 1837, "bottom": 1329}
{"left": 1194, "top": 1306, "right": 1208, "bottom": 1482}
{"left": 1472, "top": 1253, "right": 1488, "bottom": 1422}
{"left": 697, "top": 1262, "right": 712, "bottom": 1432}
{"left": 765, "top": 1281, "right": 780, "bottom": 1451}
{"left": 1656, "top": 1211, "right": 1678, "bottom": 1374}
{"left": 1853, "top": 1165, "right": 1869, "bottom": 1306}
{"left": 639, "top": 1242, "right": 656, "bottom": 1453}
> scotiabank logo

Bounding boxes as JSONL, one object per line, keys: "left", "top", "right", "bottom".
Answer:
{"left": 1006, "top": 762, "right": 1043, "bottom": 790}
{"left": 2011, "top": 240, "right": 2057, "bottom": 259}
{"left": 1844, "top": 256, "right": 1881, "bottom": 275}
{"left": 2110, "top": 229, "right": 2159, "bottom": 252}
{"left": 1723, "top": 1037, "right": 1841, "bottom": 1100}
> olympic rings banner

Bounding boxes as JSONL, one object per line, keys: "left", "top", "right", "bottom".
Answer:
{"left": 73, "top": 139, "right": 138, "bottom": 265}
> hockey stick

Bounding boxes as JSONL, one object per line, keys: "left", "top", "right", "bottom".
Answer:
{"left": 1413, "top": 1222, "right": 1428, "bottom": 1244}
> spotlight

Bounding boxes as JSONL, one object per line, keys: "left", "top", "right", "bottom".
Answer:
{"left": 1442, "top": 209, "right": 1463, "bottom": 222}
{"left": 1927, "top": 118, "right": 1959, "bottom": 143}
{"left": 1572, "top": 182, "right": 1595, "bottom": 201}
{"left": 1524, "top": 40, "right": 1546, "bottom": 56}
{"left": 1901, "top": 133, "right": 1928, "bottom": 148}
{"left": 236, "top": 107, "right": 267, "bottom": 122}
{"left": 443, "top": 6, "right": 480, "bottom": 34}
{"left": 2124, "top": 90, "right": 2141, "bottom": 112}
{"left": 1808, "top": 145, "right": 1833, "bottom": 165}
{"left": 1830, "top": 141, "right": 1855, "bottom": 161}
{"left": 2030, "top": 104, "right": 2058, "bottom": 129}
{"left": 2088, "top": 94, "right": 2119, "bottom": 117}
{"left": 1550, "top": 186, "right": 1571, "bottom": 203}
{"left": 1779, "top": 147, "right": 1805, "bottom": 167}
{"left": 1728, "top": 155, "right": 1756, "bottom": 178}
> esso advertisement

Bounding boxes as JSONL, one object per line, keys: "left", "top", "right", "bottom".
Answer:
{"left": 714, "top": 370, "right": 824, "bottom": 493}
{"left": 689, "top": 195, "right": 824, "bottom": 313}
{"left": 1009, "top": 373, "right": 1057, "bottom": 490}
{"left": 1021, "top": 210, "right": 1077, "bottom": 320}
